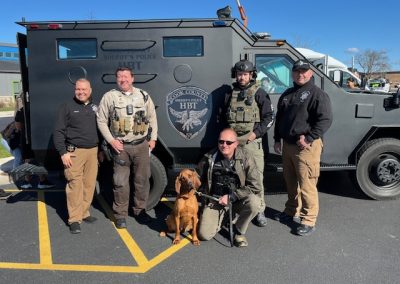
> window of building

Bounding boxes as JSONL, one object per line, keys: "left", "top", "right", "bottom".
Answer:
{"left": 5, "top": 52, "right": 11, "bottom": 58}
{"left": 12, "top": 81, "right": 22, "bottom": 95}
{"left": 163, "top": 36, "right": 203, "bottom": 57}
{"left": 255, "top": 55, "right": 293, "bottom": 94}
{"left": 57, "top": 39, "right": 97, "bottom": 60}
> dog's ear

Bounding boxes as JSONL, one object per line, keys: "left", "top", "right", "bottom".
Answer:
{"left": 175, "top": 174, "right": 181, "bottom": 194}
{"left": 192, "top": 171, "right": 201, "bottom": 190}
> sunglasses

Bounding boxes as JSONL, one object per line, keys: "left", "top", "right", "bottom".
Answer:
{"left": 218, "top": 140, "right": 236, "bottom": 146}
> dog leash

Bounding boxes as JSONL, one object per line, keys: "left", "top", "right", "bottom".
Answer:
{"left": 195, "top": 191, "right": 234, "bottom": 247}
{"left": 195, "top": 191, "right": 220, "bottom": 202}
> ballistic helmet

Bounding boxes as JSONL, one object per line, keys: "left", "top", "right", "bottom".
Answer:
{"left": 234, "top": 60, "right": 255, "bottom": 73}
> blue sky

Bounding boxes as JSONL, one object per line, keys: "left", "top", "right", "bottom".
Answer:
{"left": 2, "top": 0, "right": 399, "bottom": 70}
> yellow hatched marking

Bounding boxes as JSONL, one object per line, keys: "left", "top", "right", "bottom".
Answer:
{"left": 95, "top": 194, "right": 149, "bottom": 266}
{"left": 37, "top": 191, "right": 53, "bottom": 265}
{"left": 0, "top": 191, "right": 193, "bottom": 273}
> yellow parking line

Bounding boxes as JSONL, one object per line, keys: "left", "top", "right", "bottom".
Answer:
{"left": 0, "top": 193, "right": 194, "bottom": 274}
{"left": 5, "top": 189, "right": 64, "bottom": 192}
{"left": 142, "top": 237, "right": 191, "bottom": 272}
{"left": 37, "top": 191, "right": 53, "bottom": 265}
{"left": 95, "top": 194, "right": 149, "bottom": 266}
{"left": 0, "top": 262, "right": 144, "bottom": 273}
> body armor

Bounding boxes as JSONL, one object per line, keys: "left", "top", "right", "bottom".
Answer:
{"left": 226, "top": 84, "right": 260, "bottom": 136}
{"left": 110, "top": 90, "right": 150, "bottom": 138}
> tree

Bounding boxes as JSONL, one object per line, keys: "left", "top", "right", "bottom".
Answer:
{"left": 355, "top": 49, "right": 390, "bottom": 79}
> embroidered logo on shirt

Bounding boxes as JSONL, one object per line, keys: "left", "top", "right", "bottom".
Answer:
{"left": 300, "top": 91, "right": 310, "bottom": 103}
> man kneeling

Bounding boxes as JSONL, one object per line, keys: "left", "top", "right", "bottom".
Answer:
{"left": 197, "top": 128, "right": 263, "bottom": 247}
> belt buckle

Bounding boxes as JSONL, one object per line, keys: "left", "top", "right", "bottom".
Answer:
{"left": 66, "top": 145, "right": 76, "bottom": 152}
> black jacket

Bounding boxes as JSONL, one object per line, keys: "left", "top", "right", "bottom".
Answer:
{"left": 53, "top": 97, "right": 99, "bottom": 155}
{"left": 274, "top": 80, "right": 332, "bottom": 144}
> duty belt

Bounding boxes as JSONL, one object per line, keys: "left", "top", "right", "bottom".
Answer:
{"left": 123, "top": 137, "right": 146, "bottom": 145}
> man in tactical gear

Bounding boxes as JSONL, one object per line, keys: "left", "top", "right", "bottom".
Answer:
{"left": 97, "top": 67, "right": 158, "bottom": 229}
{"left": 53, "top": 78, "right": 100, "bottom": 234}
{"left": 273, "top": 60, "right": 332, "bottom": 236}
{"left": 223, "top": 59, "right": 274, "bottom": 227}
{"left": 197, "top": 128, "right": 263, "bottom": 247}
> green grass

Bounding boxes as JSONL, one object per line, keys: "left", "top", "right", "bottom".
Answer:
{"left": 0, "top": 135, "right": 12, "bottom": 158}
{"left": 0, "top": 106, "right": 15, "bottom": 112}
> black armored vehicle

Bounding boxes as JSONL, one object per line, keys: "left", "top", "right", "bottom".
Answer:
{"left": 16, "top": 16, "right": 400, "bottom": 207}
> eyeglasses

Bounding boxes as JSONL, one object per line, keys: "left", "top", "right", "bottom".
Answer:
{"left": 218, "top": 140, "right": 236, "bottom": 146}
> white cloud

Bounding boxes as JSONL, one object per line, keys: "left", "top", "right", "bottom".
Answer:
{"left": 346, "top": 47, "right": 359, "bottom": 53}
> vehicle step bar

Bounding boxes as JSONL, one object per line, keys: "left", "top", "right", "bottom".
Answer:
{"left": 266, "top": 163, "right": 356, "bottom": 172}
{"left": 10, "top": 163, "right": 48, "bottom": 182}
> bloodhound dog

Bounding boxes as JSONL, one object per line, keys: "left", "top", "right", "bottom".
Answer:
{"left": 160, "top": 168, "right": 201, "bottom": 245}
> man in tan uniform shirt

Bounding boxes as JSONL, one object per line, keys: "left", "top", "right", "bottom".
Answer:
{"left": 97, "top": 67, "right": 158, "bottom": 229}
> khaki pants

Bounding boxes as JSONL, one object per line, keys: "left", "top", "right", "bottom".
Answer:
{"left": 282, "top": 139, "right": 322, "bottom": 226}
{"left": 198, "top": 193, "right": 262, "bottom": 241}
{"left": 64, "top": 147, "right": 98, "bottom": 224}
{"left": 242, "top": 137, "right": 266, "bottom": 212}
{"left": 113, "top": 140, "right": 150, "bottom": 218}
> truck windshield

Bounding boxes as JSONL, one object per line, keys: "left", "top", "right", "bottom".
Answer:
{"left": 255, "top": 55, "right": 293, "bottom": 94}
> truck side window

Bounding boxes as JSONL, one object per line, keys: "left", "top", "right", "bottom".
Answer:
{"left": 163, "top": 36, "right": 203, "bottom": 57}
{"left": 255, "top": 55, "right": 293, "bottom": 94}
{"left": 57, "top": 39, "right": 97, "bottom": 60}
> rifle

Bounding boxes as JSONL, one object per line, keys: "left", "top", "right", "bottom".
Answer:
{"left": 228, "top": 194, "right": 233, "bottom": 247}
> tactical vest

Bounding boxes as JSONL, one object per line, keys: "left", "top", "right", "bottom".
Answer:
{"left": 226, "top": 84, "right": 260, "bottom": 136}
{"left": 110, "top": 90, "right": 150, "bottom": 138}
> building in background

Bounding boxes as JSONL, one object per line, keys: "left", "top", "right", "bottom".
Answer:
{"left": 0, "top": 43, "right": 21, "bottom": 109}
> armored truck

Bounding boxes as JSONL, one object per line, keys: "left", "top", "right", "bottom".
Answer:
{"left": 15, "top": 17, "right": 400, "bottom": 207}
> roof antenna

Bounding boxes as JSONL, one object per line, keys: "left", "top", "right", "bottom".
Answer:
{"left": 236, "top": 0, "right": 248, "bottom": 29}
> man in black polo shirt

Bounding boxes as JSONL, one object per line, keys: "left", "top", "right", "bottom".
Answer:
{"left": 53, "top": 78, "right": 99, "bottom": 234}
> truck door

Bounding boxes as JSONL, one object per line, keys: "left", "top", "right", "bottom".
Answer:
{"left": 254, "top": 54, "right": 293, "bottom": 156}
{"left": 16, "top": 33, "right": 31, "bottom": 144}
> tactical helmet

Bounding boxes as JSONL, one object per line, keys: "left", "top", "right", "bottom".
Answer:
{"left": 232, "top": 60, "right": 257, "bottom": 79}
{"left": 234, "top": 60, "right": 255, "bottom": 73}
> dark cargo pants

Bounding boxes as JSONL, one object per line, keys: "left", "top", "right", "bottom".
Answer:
{"left": 113, "top": 140, "right": 150, "bottom": 219}
{"left": 282, "top": 139, "right": 322, "bottom": 226}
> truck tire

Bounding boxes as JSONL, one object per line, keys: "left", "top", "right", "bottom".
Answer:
{"left": 356, "top": 138, "right": 400, "bottom": 200}
{"left": 146, "top": 154, "right": 168, "bottom": 210}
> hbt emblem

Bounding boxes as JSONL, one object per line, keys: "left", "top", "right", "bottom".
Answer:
{"left": 166, "top": 86, "right": 211, "bottom": 140}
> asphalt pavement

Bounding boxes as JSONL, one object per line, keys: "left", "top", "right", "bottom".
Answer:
{"left": 0, "top": 110, "right": 399, "bottom": 283}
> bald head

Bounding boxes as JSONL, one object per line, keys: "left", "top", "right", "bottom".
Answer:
{"left": 218, "top": 128, "right": 239, "bottom": 160}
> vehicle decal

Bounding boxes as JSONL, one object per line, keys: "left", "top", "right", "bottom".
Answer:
{"left": 166, "top": 86, "right": 211, "bottom": 140}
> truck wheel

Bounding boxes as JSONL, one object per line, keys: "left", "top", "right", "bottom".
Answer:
{"left": 356, "top": 138, "right": 400, "bottom": 200}
{"left": 146, "top": 154, "right": 168, "bottom": 210}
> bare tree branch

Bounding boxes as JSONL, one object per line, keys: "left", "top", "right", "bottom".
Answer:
{"left": 356, "top": 49, "right": 391, "bottom": 79}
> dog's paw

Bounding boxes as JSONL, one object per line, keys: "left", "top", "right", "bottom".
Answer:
{"left": 172, "top": 238, "right": 181, "bottom": 245}
{"left": 192, "top": 239, "right": 200, "bottom": 246}
{"left": 159, "top": 231, "right": 166, "bottom": 237}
